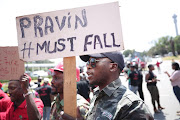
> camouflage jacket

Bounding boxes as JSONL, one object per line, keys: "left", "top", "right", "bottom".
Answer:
{"left": 86, "top": 78, "right": 153, "bottom": 120}
{"left": 50, "top": 94, "right": 89, "bottom": 120}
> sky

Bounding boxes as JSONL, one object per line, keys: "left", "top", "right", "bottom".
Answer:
{"left": 0, "top": 0, "right": 180, "bottom": 53}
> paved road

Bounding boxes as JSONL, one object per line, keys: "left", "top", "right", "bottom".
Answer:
{"left": 120, "top": 60, "right": 180, "bottom": 120}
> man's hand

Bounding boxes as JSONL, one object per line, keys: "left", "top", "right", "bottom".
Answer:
{"left": 19, "top": 73, "right": 29, "bottom": 93}
{"left": 59, "top": 111, "right": 76, "bottom": 120}
{"left": 59, "top": 107, "right": 84, "bottom": 120}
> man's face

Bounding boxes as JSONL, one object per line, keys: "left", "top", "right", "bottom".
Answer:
{"left": 151, "top": 66, "right": 155, "bottom": 70}
{"left": 51, "top": 71, "right": 63, "bottom": 95}
{"left": 130, "top": 66, "right": 135, "bottom": 71}
{"left": 38, "top": 78, "right": 42, "bottom": 82}
{"left": 172, "top": 65, "right": 175, "bottom": 70}
{"left": 86, "top": 57, "right": 112, "bottom": 86}
{"left": 8, "top": 80, "right": 23, "bottom": 102}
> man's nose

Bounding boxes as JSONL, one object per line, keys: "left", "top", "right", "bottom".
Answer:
{"left": 8, "top": 89, "right": 12, "bottom": 94}
{"left": 51, "top": 78, "right": 55, "bottom": 85}
{"left": 86, "top": 63, "right": 92, "bottom": 70}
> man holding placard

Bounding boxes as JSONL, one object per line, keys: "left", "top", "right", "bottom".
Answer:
{"left": 60, "top": 51, "right": 153, "bottom": 120}
{"left": 79, "top": 51, "right": 153, "bottom": 120}
{"left": 0, "top": 46, "right": 44, "bottom": 120}
{"left": 15, "top": 1, "right": 153, "bottom": 119}
{"left": 0, "top": 74, "right": 44, "bottom": 120}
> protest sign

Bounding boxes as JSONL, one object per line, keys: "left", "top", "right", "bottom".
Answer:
{"left": 16, "top": 2, "right": 124, "bottom": 61}
{"left": 16, "top": 2, "right": 124, "bottom": 118}
{"left": 63, "top": 57, "right": 77, "bottom": 117}
{"left": 0, "top": 47, "right": 24, "bottom": 80}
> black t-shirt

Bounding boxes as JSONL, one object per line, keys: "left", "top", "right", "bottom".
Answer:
{"left": 129, "top": 71, "right": 139, "bottom": 86}
{"left": 37, "top": 85, "right": 52, "bottom": 107}
{"left": 77, "top": 80, "right": 90, "bottom": 99}
{"left": 147, "top": 71, "right": 157, "bottom": 86}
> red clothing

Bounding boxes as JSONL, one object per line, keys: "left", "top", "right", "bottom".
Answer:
{"left": 0, "top": 98, "right": 43, "bottom": 120}
{"left": 41, "top": 83, "right": 51, "bottom": 86}
{"left": 140, "top": 62, "right": 146, "bottom": 69}
{"left": 0, "top": 90, "right": 11, "bottom": 112}
{"left": 0, "top": 82, "right": 2, "bottom": 89}
{"left": 156, "top": 61, "right": 160, "bottom": 67}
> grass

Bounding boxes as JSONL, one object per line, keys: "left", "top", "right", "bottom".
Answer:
{"left": 0, "top": 80, "right": 9, "bottom": 83}
{"left": 162, "top": 55, "right": 180, "bottom": 61}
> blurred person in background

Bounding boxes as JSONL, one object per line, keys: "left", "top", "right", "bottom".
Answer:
{"left": 124, "top": 61, "right": 131, "bottom": 88}
{"left": 156, "top": 61, "right": 162, "bottom": 73}
{"left": 165, "top": 62, "right": 180, "bottom": 115}
{"left": 0, "top": 89, "right": 11, "bottom": 112}
{"left": 0, "top": 82, "right": 4, "bottom": 91}
{"left": 128, "top": 64, "right": 139, "bottom": 94}
{"left": 136, "top": 64, "right": 144, "bottom": 101}
{"left": 35, "top": 76, "right": 43, "bottom": 87}
{"left": 77, "top": 72, "right": 90, "bottom": 102}
{"left": 36, "top": 78, "right": 52, "bottom": 120}
{"left": 146, "top": 64, "right": 164, "bottom": 113}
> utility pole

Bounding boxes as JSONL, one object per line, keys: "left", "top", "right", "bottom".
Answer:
{"left": 171, "top": 14, "right": 178, "bottom": 56}
{"left": 172, "top": 14, "right": 178, "bottom": 36}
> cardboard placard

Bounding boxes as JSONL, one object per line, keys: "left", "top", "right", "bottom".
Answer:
{"left": 0, "top": 47, "right": 24, "bottom": 80}
{"left": 16, "top": 2, "right": 124, "bottom": 62}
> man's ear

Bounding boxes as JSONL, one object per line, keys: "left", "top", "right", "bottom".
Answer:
{"left": 109, "top": 63, "right": 118, "bottom": 72}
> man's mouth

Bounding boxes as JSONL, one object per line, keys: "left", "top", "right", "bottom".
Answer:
{"left": 9, "top": 95, "right": 14, "bottom": 99}
{"left": 51, "top": 84, "right": 57, "bottom": 88}
{"left": 87, "top": 74, "right": 93, "bottom": 80}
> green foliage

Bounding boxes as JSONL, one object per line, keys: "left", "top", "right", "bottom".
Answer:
{"left": 123, "top": 50, "right": 132, "bottom": 57}
{"left": 27, "top": 60, "right": 54, "bottom": 64}
{"left": 123, "top": 49, "right": 147, "bottom": 61}
{"left": 0, "top": 80, "right": 8, "bottom": 83}
{"left": 2, "top": 83, "right": 8, "bottom": 93}
{"left": 140, "top": 51, "right": 148, "bottom": 57}
{"left": 123, "top": 49, "right": 136, "bottom": 57}
{"left": 147, "top": 36, "right": 179, "bottom": 56}
{"left": 174, "top": 35, "right": 180, "bottom": 54}
{"left": 31, "top": 75, "right": 52, "bottom": 80}
{"left": 154, "top": 36, "right": 170, "bottom": 55}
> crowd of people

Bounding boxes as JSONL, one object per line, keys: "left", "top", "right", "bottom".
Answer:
{"left": 124, "top": 57, "right": 180, "bottom": 116}
{"left": 0, "top": 51, "right": 180, "bottom": 120}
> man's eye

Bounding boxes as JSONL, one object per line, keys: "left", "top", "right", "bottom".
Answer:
{"left": 9, "top": 87, "right": 16, "bottom": 90}
{"left": 53, "top": 77, "right": 58, "bottom": 81}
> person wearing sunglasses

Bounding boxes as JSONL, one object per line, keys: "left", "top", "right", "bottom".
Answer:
{"left": 78, "top": 51, "right": 153, "bottom": 120}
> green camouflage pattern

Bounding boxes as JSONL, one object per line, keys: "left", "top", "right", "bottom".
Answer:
{"left": 86, "top": 78, "right": 154, "bottom": 120}
{"left": 50, "top": 94, "right": 89, "bottom": 120}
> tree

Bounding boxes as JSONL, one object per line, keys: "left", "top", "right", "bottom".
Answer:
{"left": 147, "top": 46, "right": 158, "bottom": 56}
{"left": 174, "top": 35, "right": 180, "bottom": 54}
{"left": 147, "top": 36, "right": 172, "bottom": 56}
{"left": 156, "top": 36, "right": 170, "bottom": 55}
{"left": 123, "top": 50, "right": 133, "bottom": 57}
{"left": 140, "top": 51, "right": 147, "bottom": 57}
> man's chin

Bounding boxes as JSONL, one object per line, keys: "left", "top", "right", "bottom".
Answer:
{"left": 10, "top": 97, "right": 15, "bottom": 102}
{"left": 89, "top": 80, "right": 95, "bottom": 85}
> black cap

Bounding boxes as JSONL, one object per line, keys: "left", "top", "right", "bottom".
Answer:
{"left": 80, "top": 51, "right": 125, "bottom": 70}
